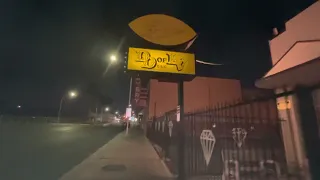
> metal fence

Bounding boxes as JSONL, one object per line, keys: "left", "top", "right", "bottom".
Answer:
{"left": 147, "top": 97, "right": 303, "bottom": 180}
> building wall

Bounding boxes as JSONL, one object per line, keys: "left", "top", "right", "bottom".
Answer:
{"left": 269, "top": 1, "right": 320, "bottom": 66}
{"left": 148, "top": 77, "right": 242, "bottom": 118}
{"left": 267, "top": 2, "right": 320, "bottom": 175}
{"left": 241, "top": 88, "right": 274, "bottom": 101}
{"left": 276, "top": 92, "right": 307, "bottom": 174}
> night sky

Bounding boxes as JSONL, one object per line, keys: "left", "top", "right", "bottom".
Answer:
{"left": 0, "top": 0, "right": 316, "bottom": 116}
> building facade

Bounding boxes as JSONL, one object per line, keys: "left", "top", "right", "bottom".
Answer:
{"left": 147, "top": 76, "right": 242, "bottom": 118}
{"left": 256, "top": 1, "right": 320, "bottom": 178}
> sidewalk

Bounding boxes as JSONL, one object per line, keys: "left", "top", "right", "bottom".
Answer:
{"left": 59, "top": 127, "right": 175, "bottom": 180}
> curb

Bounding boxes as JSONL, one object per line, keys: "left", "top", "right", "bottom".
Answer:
{"left": 49, "top": 123, "right": 112, "bottom": 127}
{"left": 102, "top": 123, "right": 111, "bottom": 127}
{"left": 50, "top": 123, "right": 92, "bottom": 126}
{"left": 59, "top": 131, "right": 123, "bottom": 180}
{"left": 147, "top": 140, "right": 177, "bottom": 178}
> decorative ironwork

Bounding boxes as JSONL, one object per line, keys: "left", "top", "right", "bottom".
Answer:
{"left": 200, "top": 130, "right": 216, "bottom": 166}
{"left": 158, "top": 121, "right": 161, "bottom": 131}
{"left": 146, "top": 96, "right": 302, "bottom": 179}
{"left": 162, "top": 120, "right": 165, "bottom": 132}
{"left": 231, "top": 128, "right": 247, "bottom": 148}
{"left": 168, "top": 121, "right": 173, "bottom": 137}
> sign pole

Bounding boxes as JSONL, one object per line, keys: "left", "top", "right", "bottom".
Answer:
{"left": 128, "top": 15, "right": 196, "bottom": 180}
{"left": 128, "top": 76, "right": 132, "bottom": 105}
{"left": 177, "top": 80, "right": 185, "bottom": 180}
{"left": 126, "top": 76, "right": 132, "bottom": 135}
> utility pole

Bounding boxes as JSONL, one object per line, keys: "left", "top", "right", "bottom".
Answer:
{"left": 57, "top": 96, "right": 65, "bottom": 123}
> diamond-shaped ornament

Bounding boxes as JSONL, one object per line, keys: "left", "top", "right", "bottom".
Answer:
{"left": 232, "top": 128, "right": 247, "bottom": 148}
{"left": 200, "top": 130, "right": 216, "bottom": 166}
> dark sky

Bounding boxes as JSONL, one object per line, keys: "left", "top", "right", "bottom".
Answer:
{"left": 0, "top": 0, "right": 316, "bottom": 116}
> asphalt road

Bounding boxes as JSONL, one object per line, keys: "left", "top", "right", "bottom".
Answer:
{"left": 0, "top": 122, "right": 123, "bottom": 180}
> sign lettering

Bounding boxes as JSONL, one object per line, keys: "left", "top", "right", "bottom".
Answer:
{"left": 127, "top": 47, "right": 195, "bottom": 75}
{"left": 132, "top": 77, "right": 148, "bottom": 107}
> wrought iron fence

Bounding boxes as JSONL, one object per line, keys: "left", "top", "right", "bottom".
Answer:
{"left": 147, "top": 97, "right": 303, "bottom": 180}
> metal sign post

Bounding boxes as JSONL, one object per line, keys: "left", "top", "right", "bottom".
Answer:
{"left": 177, "top": 80, "right": 185, "bottom": 180}
{"left": 126, "top": 77, "right": 132, "bottom": 135}
{"left": 127, "top": 14, "right": 197, "bottom": 180}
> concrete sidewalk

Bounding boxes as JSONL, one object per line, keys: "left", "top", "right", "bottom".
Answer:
{"left": 59, "top": 127, "right": 175, "bottom": 180}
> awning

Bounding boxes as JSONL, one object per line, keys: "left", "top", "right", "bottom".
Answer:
{"left": 256, "top": 40, "right": 320, "bottom": 89}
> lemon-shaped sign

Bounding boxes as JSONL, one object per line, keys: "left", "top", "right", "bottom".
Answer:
{"left": 129, "top": 14, "right": 197, "bottom": 46}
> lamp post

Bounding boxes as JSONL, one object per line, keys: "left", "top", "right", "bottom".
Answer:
{"left": 57, "top": 90, "right": 78, "bottom": 123}
{"left": 98, "top": 53, "right": 117, "bottom": 122}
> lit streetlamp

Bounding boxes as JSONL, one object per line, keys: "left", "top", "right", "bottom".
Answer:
{"left": 115, "top": 111, "right": 119, "bottom": 115}
{"left": 105, "top": 107, "right": 109, "bottom": 112}
{"left": 69, "top": 91, "right": 77, "bottom": 98}
{"left": 102, "top": 54, "right": 118, "bottom": 77}
{"left": 57, "top": 90, "right": 78, "bottom": 123}
{"left": 110, "top": 55, "right": 117, "bottom": 62}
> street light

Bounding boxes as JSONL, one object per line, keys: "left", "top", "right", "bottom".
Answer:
{"left": 69, "top": 91, "right": 77, "bottom": 98}
{"left": 103, "top": 54, "right": 117, "bottom": 76}
{"left": 17, "top": 105, "right": 21, "bottom": 108}
{"left": 57, "top": 90, "right": 78, "bottom": 123}
{"left": 105, "top": 107, "right": 109, "bottom": 112}
{"left": 115, "top": 111, "right": 119, "bottom": 115}
{"left": 110, "top": 54, "right": 117, "bottom": 62}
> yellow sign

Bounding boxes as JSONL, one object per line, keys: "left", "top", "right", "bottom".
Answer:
{"left": 127, "top": 47, "right": 195, "bottom": 75}
{"left": 129, "top": 14, "right": 197, "bottom": 46}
